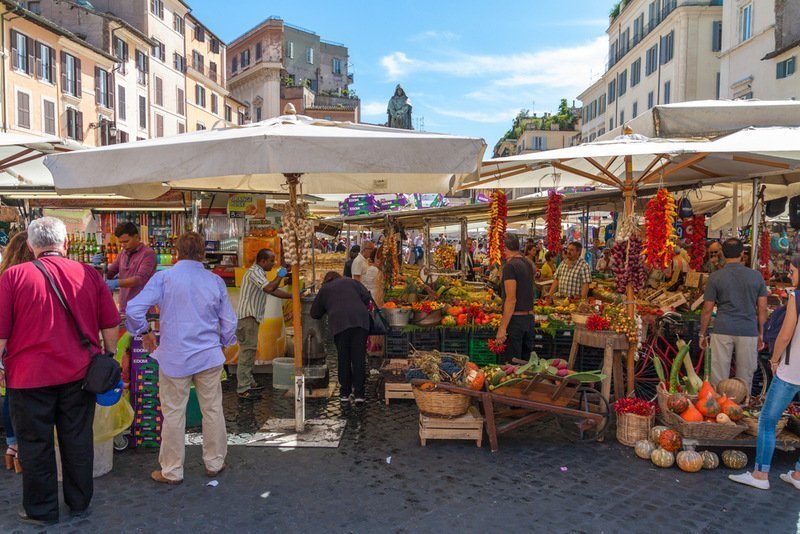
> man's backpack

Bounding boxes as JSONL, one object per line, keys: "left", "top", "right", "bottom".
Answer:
{"left": 763, "top": 293, "right": 800, "bottom": 363}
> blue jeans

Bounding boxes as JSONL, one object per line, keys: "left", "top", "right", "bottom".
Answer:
{"left": 755, "top": 376, "right": 800, "bottom": 472}
{"left": 2, "top": 395, "right": 15, "bottom": 447}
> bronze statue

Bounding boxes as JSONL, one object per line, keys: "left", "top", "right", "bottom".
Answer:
{"left": 387, "top": 84, "right": 413, "bottom": 129}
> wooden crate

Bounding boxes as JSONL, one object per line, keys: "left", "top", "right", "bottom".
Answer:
{"left": 384, "top": 382, "right": 414, "bottom": 405}
{"left": 419, "top": 406, "right": 484, "bottom": 447}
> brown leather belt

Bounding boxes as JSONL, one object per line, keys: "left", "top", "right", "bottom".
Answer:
{"left": 512, "top": 311, "right": 534, "bottom": 316}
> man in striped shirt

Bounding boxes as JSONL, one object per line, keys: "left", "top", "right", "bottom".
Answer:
{"left": 236, "top": 249, "right": 289, "bottom": 399}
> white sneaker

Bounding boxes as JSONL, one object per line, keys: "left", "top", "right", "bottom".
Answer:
{"left": 729, "top": 472, "right": 770, "bottom": 490}
{"left": 779, "top": 471, "right": 800, "bottom": 490}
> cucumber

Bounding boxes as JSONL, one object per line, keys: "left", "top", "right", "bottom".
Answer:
{"left": 669, "top": 343, "right": 691, "bottom": 394}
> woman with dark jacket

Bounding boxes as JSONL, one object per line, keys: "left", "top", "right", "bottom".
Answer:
{"left": 311, "top": 271, "right": 371, "bottom": 405}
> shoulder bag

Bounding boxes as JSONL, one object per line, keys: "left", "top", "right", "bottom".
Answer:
{"left": 33, "top": 259, "right": 121, "bottom": 394}
{"left": 367, "top": 296, "right": 389, "bottom": 336}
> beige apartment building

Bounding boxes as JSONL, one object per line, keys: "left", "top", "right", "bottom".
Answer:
{"left": 185, "top": 14, "right": 244, "bottom": 131}
{"left": 578, "top": 0, "right": 723, "bottom": 142}
{"left": 1, "top": 1, "right": 117, "bottom": 146}
{"left": 718, "top": 0, "right": 799, "bottom": 100}
{"left": 37, "top": 0, "right": 155, "bottom": 143}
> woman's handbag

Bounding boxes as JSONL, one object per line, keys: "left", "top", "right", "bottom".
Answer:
{"left": 368, "top": 297, "right": 389, "bottom": 336}
{"left": 34, "top": 260, "right": 121, "bottom": 394}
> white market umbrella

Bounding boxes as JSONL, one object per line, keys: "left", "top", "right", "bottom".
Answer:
{"left": 0, "top": 132, "right": 83, "bottom": 190}
{"left": 46, "top": 110, "right": 486, "bottom": 431}
{"left": 46, "top": 113, "right": 486, "bottom": 200}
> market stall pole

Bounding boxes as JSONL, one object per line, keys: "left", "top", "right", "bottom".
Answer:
{"left": 623, "top": 143, "right": 636, "bottom": 394}
{"left": 286, "top": 173, "right": 306, "bottom": 431}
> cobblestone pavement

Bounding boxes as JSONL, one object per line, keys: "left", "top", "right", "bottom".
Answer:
{"left": 2, "top": 355, "right": 800, "bottom": 533}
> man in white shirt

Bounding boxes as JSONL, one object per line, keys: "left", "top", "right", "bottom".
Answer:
{"left": 352, "top": 241, "right": 375, "bottom": 283}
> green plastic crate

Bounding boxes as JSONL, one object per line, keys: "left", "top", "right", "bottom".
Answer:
{"left": 468, "top": 328, "right": 496, "bottom": 364}
{"left": 469, "top": 352, "right": 498, "bottom": 366}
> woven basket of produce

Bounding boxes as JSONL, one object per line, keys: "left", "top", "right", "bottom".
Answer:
{"left": 742, "top": 415, "right": 789, "bottom": 437}
{"left": 414, "top": 310, "right": 443, "bottom": 326}
{"left": 616, "top": 412, "right": 655, "bottom": 447}
{"left": 661, "top": 409, "right": 747, "bottom": 440}
{"left": 657, "top": 384, "right": 697, "bottom": 417}
{"left": 412, "top": 384, "right": 471, "bottom": 418}
{"left": 571, "top": 312, "right": 590, "bottom": 326}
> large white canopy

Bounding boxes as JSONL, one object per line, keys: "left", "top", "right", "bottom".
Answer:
{"left": 0, "top": 133, "right": 83, "bottom": 190}
{"left": 45, "top": 114, "right": 486, "bottom": 199}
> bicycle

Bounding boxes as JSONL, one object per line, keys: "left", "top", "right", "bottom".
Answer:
{"left": 632, "top": 312, "right": 769, "bottom": 401}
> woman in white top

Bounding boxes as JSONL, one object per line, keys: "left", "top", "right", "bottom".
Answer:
{"left": 730, "top": 255, "right": 800, "bottom": 491}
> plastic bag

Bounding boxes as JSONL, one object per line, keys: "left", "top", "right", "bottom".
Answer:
{"left": 93, "top": 397, "right": 134, "bottom": 443}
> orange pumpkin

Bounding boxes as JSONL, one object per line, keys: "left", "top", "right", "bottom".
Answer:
{"left": 698, "top": 380, "right": 716, "bottom": 401}
{"left": 466, "top": 369, "right": 485, "bottom": 391}
{"left": 659, "top": 429, "right": 682, "bottom": 453}
{"left": 383, "top": 301, "right": 398, "bottom": 309}
{"left": 680, "top": 403, "right": 704, "bottom": 422}
{"left": 719, "top": 397, "right": 744, "bottom": 421}
{"left": 696, "top": 395, "right": 721, "bottom": 418}
{"left": 466, "top": 362, "right": 479, "bottom": 372}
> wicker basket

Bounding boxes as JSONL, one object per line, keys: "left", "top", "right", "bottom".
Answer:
{"left": 412, "top": 386, "right": 471, "bottom": 418}
{"left": 571, "top": 313, "right": 590, "bottom": 326}
{"left": 656, "top": 384, "right": 697, "bottom": 416}
{"left": 742, "top": 415, "right": 789, "bottom": 437}
{"left": 661, "top": 409, "right": 747, "bottom": 440}
{"left": 616, "top": 412, "right": 655, "bottom": 447}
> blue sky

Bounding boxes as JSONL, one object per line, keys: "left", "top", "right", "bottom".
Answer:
{"left": 190, "top": 0, "right": 610, "bottom": 149}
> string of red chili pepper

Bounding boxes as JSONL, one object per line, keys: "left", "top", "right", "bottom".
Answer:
{"left": 488, "top": 189, "right": 508, "bottom": 267}
{"left": 759, "top": 228, "right": 771, "bottom": 280}
{"left": 686, "top": 215, "right": 707, "bottom": 271}
{"left": 545, "top": 191, "right": 563, "bottom": 255}
{"left": 612, "top": 397, "right": 657, "bottom": 416}
{"left": 642, "top": 188, "right": 677, "bottom": 270}
{"left": 586, "top": 314, "right": 610, "bottom": 331}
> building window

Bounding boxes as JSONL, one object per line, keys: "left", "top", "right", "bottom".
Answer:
{"left": 599, "top": 94, "right": 606, "bottom": 114}
{"left": 139, "top": 96, "right": 147, "bottom": 130}
{"left": 11, "top": 31, "right": 33, "bottom": 75}
{"left": 154, "top": 76, "right": 163, "bottom": 106}
{"left": 173, "top": 14, "right": 184, "bottom": 34}
{"left": 332, "top": 57, "right": 342, "bottom": 75}
{"left": 306, "top": 47, "right": 314, "bottom": 64}
{"left": 209, "top": 61, "right": 217, "bottom": 82}
{"left": 117, "top": 130, "right": 129, "bottom": 143}
{"left": 740, "top": 3, "right": 753, "bottom": 42}
{"left": 647, "top": 91, "right": 654, "bottom": 109}
{"left": 618, "top": 70, "right": 627, "bottom": 97}
{"left": 136, "top": 49, "right": 148, "bottom": 85}
{"left": 664, "top": 81, "right": 671, "bottom": 104}
{"left": 36, "top": 41, "right": 56, "bottom": 83}
{"left": 65, "top": 107, "right": 83, "bottom": 141}
{"left": 26, "top": 1, "right": 41, "bottom": 14}
{"left": 150, "top": 0, "right": 164, "bottom": 18}
{"left": 16, "top": 91, "right": 30, "bottom": 129}
{"left": 231, "top": 56, "right": 238, "bottom": 73}
{"left": 256, "top": 42, "right": 262, "bottom": 60}
{"left": 608, "top": 79, "right": 616, "bottom": 104}
{"left": 195, "top": 84, "right": 206, "bottom": 107}
{"left": 646, "top": 44, "right": 658, "bottom": 75}
{"left": 240, "top": 49, "right": 250, "bottom": 68}
{"left": 287, "top": 41, "right": 294, "bottom": 59}
{"left": 211, "top": 94, "right": 219, "bottom": 114}
{"left": 609, "top": 118, "right": 614, "bottom": 131}
{"left": 43, "top": 99, "right": 56, "bottom": 134}
{"left": 60, "top": 52, "right": 81, "bottom": 97}
{"left": 178, "top": 122, "right": 185, "bottom": 134}
{"left": 238, "top": 111, "right": 245, "bottom": 125}
{"left": 192, "top": 50, "right": 204, "bottom": 73}
{"left": 660, "top": 31, "right": 674, "bottom": 65}
{"left": 631, "top": 58, "right": 641, "bottom": 87}
{"left": 155, "top": 113, "right": 164, "bottom": 137}
{"left": 95, "top": 68, "right": 113, "bottom": 109}
{"left": 195, "top": 24, "right": 205, "bottom": 43}
{"left": 255, "top": 106, "right": 262, "bottom": 122}
{"left": 174, "top": 53, "right": 185, "bottom": 72}
{"left": 777, "top": 57, "right": 796, "bottom": 79}
{"left": 712, "top": 20, "right": 722, "bottom": 52}
{"left": 632, "top": 101, "right": 638, "bottom": 118}
{"left": 716, "top": 72, "right": 721, "bottom": 99}
{"left": 225, "top": 104, "right": 232, "bottom": 122}
{"left": 112, "top": 36, "right": 129, "bottom": 75}
{"left": 633, "top": 13, "right": 644, "bottom": 44}
{"left": 210, "top": 38, "right": 220, "bottom": 54}
{"left": 117, "top": 85, "right": 126, "bottom": 121}
{"left": 152, "top": 39, "right": 165, "bottom": 63}
{"left": 177, "top": 87, "right": 185, "bottom": 116}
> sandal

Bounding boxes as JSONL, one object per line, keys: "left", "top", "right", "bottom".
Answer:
{"left": 5, "top": 445, "right": 21, "bottom": 474}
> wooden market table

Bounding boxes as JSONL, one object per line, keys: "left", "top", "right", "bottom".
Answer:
{"left": 435, "top": 374, "right": 610, "bottom": 452}
{"left": 567, "top": 326, "right": 629, "bottom": 405}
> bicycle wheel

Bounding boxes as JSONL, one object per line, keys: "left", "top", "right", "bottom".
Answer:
{"left": 750, "top": 358, "right": 769, "bottom": 399}
{"left": 554, "top": 386, "right": 610, "bottom": 442}
{"left": 632, "top": 346, "right": 661, "bottom": 402}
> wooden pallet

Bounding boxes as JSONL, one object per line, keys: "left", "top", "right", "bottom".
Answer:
{"left": 419, "top": 406, "right": 484, "bottom": 447}
{"left": 384, "top": 382, "right": 414, "bottom": 405}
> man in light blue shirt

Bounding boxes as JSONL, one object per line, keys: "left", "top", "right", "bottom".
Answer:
{"left": 127, "top": 232, "right": 237, "bottom": 485}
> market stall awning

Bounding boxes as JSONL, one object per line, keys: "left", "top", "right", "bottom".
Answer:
{"left": 461, "top": 128, "right": 800, "bottom": 192}
{"left": 0, "top": 133, "right": 83, "bottom": 190}
{"left": 45, "top": 114, "right": 486, "bottom": 199}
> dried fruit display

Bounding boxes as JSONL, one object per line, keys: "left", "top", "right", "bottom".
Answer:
{"left": 545, "top": 191, "right": 563, "bottom": 254}
{"left": 488, "top": 189, "right": 508, "bottom": 266}
{"left": 611, "top": 234, "right": 646, "bottom": 293}
{"left": 642, "top": 188, "right": 677, "bottom": 270}
{"left": 685, "top": 215, "right": 707, "bottom": 271}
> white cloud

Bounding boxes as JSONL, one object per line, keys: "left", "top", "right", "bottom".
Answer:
{"left": 429, "top": 106, "right": 522, "bottom": 124}
{"left": 379, "top": 36, "right": 607, "bottom": 92}
{"left": 360, "top": 101, "right": 387, "bottom": 117}
{"left": 409, "top": 30, "right": 460, "bottom": 42}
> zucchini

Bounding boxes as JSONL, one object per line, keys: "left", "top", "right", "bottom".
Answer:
{"left": 653, "top": 356, "right": 666, "bottom": 389}
{"left": 682, "top": 349, "right": 702, "bottom": 395}
{"left": 669, "top": 343, "right": 691, "bottom": 394}
{"left": 703, "top": 345, "right": 711, "bottom": 381}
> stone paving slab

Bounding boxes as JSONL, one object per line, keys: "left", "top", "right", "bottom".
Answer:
{"left": 2, "top": 364, "right": 799, "bottom": 533}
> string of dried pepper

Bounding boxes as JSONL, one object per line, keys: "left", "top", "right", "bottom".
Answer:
{"left": 488, "top": 189, "right": 507, "bottom": 266}
{"left": 686, "top": 215, "right": 707, "bottom": 271}
{"left": 642, "top": 188, "right": 677, "bottom": 270}
{"left": 759, "top": 227, "right": 771, "bottom": 280}
{"left": 545, "top": 191, "right": 563, "bottom": 254}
